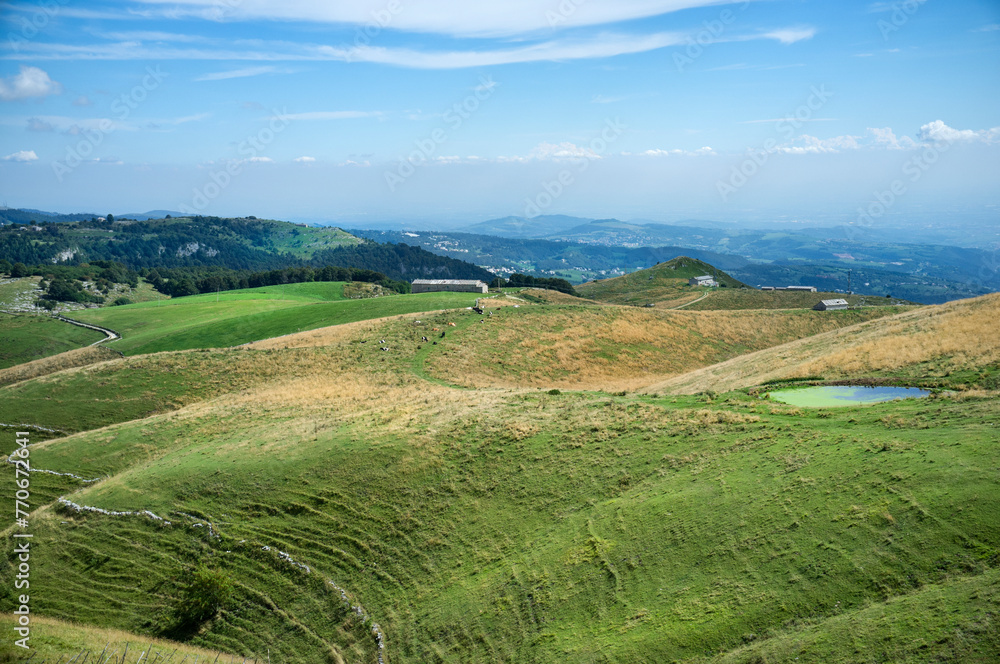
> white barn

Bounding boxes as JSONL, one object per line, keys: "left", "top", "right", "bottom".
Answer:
{"left": 689, "top": 275, "right": 718, "bottom": 287}
{"left": 813, "top": 298, "right": 849, "bottom": 311}
{"left": 412, "top": 279, "right": 488, "bottom": 294}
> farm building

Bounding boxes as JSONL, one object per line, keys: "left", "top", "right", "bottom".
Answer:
{"left": 412, "top": 279, "right": 488, "bottom": 294}
{"left": 761, "top": 286, "right": 817, "bottom": 292}
{"left": 689, "top": 275, "right": 718, "bottom": 287}
{"left": 813, "top": 298, "right": 849, "bottom": 311}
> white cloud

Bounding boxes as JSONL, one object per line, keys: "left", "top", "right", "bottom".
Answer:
{"left": 0, "top": 66, "right": 62, "bottom": 101}
{"left": 773, "top": 127, "right": 920, "bottom": 154}
{"left": 973, "top": 23, "right": 1000, "bottom": 32}
{"left": 918, "top": 120, "right": 1000, "bottom": 145}
{"left": 867, "top": 126, "right": 916, "bottom": 150}
{"left": 3, "top": 150, "right": 39, "bottom": 162}
{"left": 294, "top": 156, "right": 316, "bottom": 162}
{"left": 14, "top": 26, "right": 817, "bottom": 68}
{"left": 758, "top": 28, "right": 816, "bottom": 45}
{"left": 73, "top": 95, "right": 93, "bottom": 107}
{"left": 636, "top": 146, "right": 714, "bottom": 156}
{"left": 129, "top": 0, "right": 747, "bottom": 39}
{"left": 530, "top": 141, "right": 600, "bottom": 160}
{"left": 195, "top": 65, "right": 293, "bottom": 81}
{"left": 317, "top": 32, "right": 689, "bottom": 69}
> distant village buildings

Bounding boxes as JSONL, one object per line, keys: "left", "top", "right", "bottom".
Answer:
{"left": 411, "top": 279, "right": 488, "bottom": 294}
{"left": 689, "top": 275, "right": 718, "bottom": 287}
{"left": 813, "top": 298, "right": 849, "bottom": 311}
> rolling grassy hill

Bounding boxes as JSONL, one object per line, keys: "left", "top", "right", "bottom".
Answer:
{"left": 577, "top": 257, "right": 748, "bottom": 308}
{"left": 0, "top": 312, "right": 105, "bottom": 369}
{"left": 70, "top": 281, "right": 482, "bottom": 356}
{"left": 645, "top": 293, "right": 1000, "bottom": 395}
{"left": 2, "top": 312, "right": 998, "bottom": 662}
{"left": 1, "top": 289, "right": 998, "bottom": 662}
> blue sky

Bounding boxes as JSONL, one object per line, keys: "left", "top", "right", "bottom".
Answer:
{"left": 0, "top": 0, "right": 997, "bottom": 226}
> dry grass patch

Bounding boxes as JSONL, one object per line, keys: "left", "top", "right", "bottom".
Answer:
{"left": 0, "top": 345, "right": 121, "bottom": 387}
{"left": 649, "top": 293, "right": 1000, "bottom": 394}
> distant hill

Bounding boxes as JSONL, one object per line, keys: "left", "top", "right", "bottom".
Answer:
{"left": 351, "top": 228, "right": 748, "bottom": 284}
{"left": 117, "top": 210, "right": 186, "bottom": 221}
{"left": 0, "top": 215, "right": 493, "bottom": 282}
{"left": 577, "top": 256, "right": 748, "bottom": 307}
{"left": 0, "top": 208, "right": 97, "bottom": 225}
{"left": 461, "top": 214, "right": 593, "bottom": 238}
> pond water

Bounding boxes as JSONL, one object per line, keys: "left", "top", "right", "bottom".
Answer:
{"left": 768, "top": 385, "right": 931, "bottom": 407}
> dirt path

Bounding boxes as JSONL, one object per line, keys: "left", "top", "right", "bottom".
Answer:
{"left": 671, "top": 291, "right": 710, "bottom": 309}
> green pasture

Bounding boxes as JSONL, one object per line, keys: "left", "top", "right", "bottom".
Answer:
{"left": 71, "top": 282, "right": 481, "bottom": 355}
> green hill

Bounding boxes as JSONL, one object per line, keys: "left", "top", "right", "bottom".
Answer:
{"left": 2, "top": 307, "right": 998, "bottom": 662}
{"left": 1, "top": 287, "right": 998, "bottom": 663}
{"left": 70, "top": 281, "right": 482, "bottom": 356}
{"left": 577, "top": 256, "right": 748, "bottom": 307}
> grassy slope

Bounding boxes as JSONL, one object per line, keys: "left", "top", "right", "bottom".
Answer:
{"left": 577, "top": 257, "right": 747, "bottom": 307}
{"left": 0, "top": 615, "right": 244, "bottom": 663}
{"left": 0, "top": 296, "right": 997, "bottom": 662}
{"left": 420, "top": 303, "right": 907, "bottom": 390}
{"left": 3, "top": 360, "right": 998, "bottom": 663}
{"left": 647, "top": 293, "right": 1000, "bottom": 395}
{"left": 682, "top": 289, "right": 908, "bottom": 311}
{"left": 71, "top": 281, "right": 481, "bottom": 355}
{"left": 0, "top": 312, "right": 105, "bottom": 369}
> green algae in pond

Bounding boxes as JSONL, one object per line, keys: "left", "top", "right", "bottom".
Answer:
{"left": 769, "top": 385, "right": 931, "bottom": 407}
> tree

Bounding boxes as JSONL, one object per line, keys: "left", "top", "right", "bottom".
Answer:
{"left": 0, "top": 259, "right": 11, "bottom": 275}
{"left": 106, "top": 213, "right": 114, "bottom": 223}
{"left": 10, "top": 262, "right": 29, "bottom": 278}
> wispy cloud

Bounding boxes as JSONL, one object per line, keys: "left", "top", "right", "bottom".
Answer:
{"left": 126, "top": 0, "right": 754, "bottom": 39}
{"left": 8, "top": 26, "right": 816, "bottom": 68}
{"left": 195, "top": 65, "right": 294, "bottom": 81}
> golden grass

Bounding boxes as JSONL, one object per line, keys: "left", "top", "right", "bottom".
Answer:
{"left": 6, "top": 615, "right": 237, "bottom": 662}
{"left": 0, "top": 345, "right": 122, "bottom": 387}
{"left": 425, "top": 305, "right": 901, "bottom": 391}
{"left": 646, "top": 293, "right": 1000, "bottom": 394}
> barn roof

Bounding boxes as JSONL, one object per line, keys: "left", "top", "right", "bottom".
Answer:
{"left": 819, "top": 299, "right": 849, "bottom": 306}
{"left": 411, "top": 279, "right": 487, "bottom": 285}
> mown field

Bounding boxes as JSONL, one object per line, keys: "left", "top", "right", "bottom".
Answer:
{"left": 0, "top": 312, "right": 105, "bottom": 370}
{"left": 70, "top": 282, "right": 482, "bottom": 355}
{"left": 1, "top": 291, "right": 998, "bottom": 663}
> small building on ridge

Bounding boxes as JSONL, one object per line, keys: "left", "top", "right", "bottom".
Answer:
{"left": 813, "top": 298, "right": 849, "bottom": 311}
{"left": 689, "top": 275, "right": 718, "bottom": 287}
{"left": 412, "top": 279, "right": 488, "bottom": 294}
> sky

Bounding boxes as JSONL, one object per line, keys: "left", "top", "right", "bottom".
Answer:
{"left": 0, "top": 0, "right": 998, "bottom": 228}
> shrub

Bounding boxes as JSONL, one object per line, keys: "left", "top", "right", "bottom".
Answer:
{"left": 111, "top": 297, "right": 133, "bottom": 306}
{"left": 175, "top": 566, "right": 231, "bottom": 625}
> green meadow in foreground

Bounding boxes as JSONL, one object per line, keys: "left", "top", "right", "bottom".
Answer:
{"left": 70, "top": 282, "right": 481, "bottom": 355}
{"left": 0, "top": 312, "right": 105, "bottom": 370}
{"left": 1, "top": 291, "right": 997, "bottom": 663}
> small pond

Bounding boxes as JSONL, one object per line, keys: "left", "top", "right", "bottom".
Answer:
{"left": 768, "top": 385, "right": 931, "bottom": 407}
